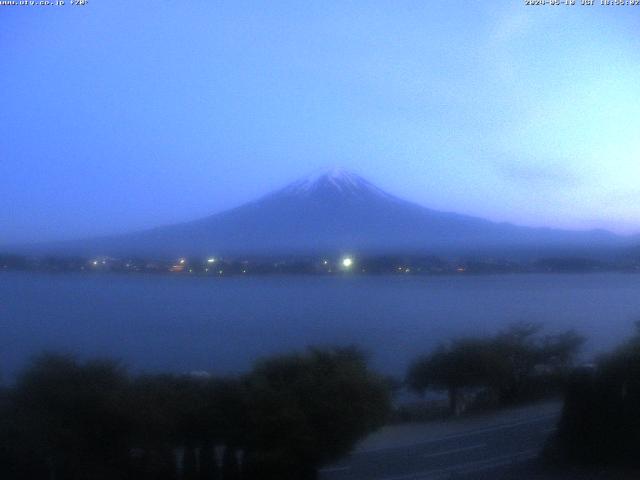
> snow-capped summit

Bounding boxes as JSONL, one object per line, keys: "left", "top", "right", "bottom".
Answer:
{"left": 278, "top": 167, "right": 393, "bottom": 200}
{"left": 293, "top": 167, "right": 364, "bottom": 189}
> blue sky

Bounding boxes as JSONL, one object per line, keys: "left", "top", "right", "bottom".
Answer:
{"left": 2, "top": 1, "right": 639, "bottom": 243}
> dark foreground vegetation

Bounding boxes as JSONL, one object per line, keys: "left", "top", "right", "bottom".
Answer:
{"left": 406, "top": 323, "right": 584, "bottom": 416}
{"left": 0, "top": 348, "right": 390, "bottom": 480}
{"left": 551, "top": 321, "right": 640, "bottom": 468}
{"left": 4, "top": 322, "right": 640, "bottom": 479}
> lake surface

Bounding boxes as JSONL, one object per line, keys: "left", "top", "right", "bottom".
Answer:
{"left": 2, "top": 272, "right": 640, "bottom": 382}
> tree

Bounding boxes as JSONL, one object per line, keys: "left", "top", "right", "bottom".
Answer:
{"left": 1, "top": 347, "right": 390, "bottom": 480}
{"left": 488, "top": 323, "right": 543, "bottom": 402}
{"left": 244, "top": 346, "right": 391, "bottom": 480}
{"left": 128, "top": 373, "right": 250, "bottom": 480}
{"left": 490, "top": 324, "right": 584, "bottom": 403}
{"left": 11, "top": 353, "right": 133, "bottom": 480}
{"left": 555, "top": 322, "right": 640, "bottom": 465}
{"left": 541, "top": 329, "right": 588, "bottom": 371}
{"left": 407, "top": 338, "right": 497, "bottom": 414}
{"left": 407, "top": 323, "right": 585, "bottom": 412}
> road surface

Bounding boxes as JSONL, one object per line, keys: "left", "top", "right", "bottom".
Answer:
{"left": 320, "top": 401, "right": 561, "bottom": 480}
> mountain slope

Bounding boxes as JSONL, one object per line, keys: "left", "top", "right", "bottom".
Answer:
{"left": 20, "top": 168, "right": 626, "bottom": 257}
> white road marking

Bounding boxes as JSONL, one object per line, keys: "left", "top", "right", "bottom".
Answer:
{"left": 377, "top": 448, "right": 540, "bottom": 480}
{"left": 420, "top": 443, "right": 485, "bottom": 460}
{"left": 357, "top": 413, "right": 559, "bottom": 455}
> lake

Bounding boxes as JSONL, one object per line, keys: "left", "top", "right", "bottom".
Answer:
{"left": 2, "top": 272, "right": 640, "bottom": 382}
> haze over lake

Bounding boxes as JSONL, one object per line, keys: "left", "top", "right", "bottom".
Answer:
{"left": 2, "top": 271, "right": 639, "bottom": 382}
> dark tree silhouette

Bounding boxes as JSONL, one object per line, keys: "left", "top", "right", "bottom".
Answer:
{"left": 0, "top": 347, "right": 390, "bottom": 480}
{"left": 243, "top": 346, "right": 391, "bottom": 480}
{"left": 11, "top": 353, "right": 132, "bottom": 480}
{"left": 407, "top": 323, "right": 585, "bottom": 413}
{"left": 407, "top": 338, "right": 496, "bottom": 414}
{"left": 555, "top": 322, "right": 640, "bottom": 466}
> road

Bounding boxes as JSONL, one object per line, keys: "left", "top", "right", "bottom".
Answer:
{"left": 319, "top": 402, "right": 561, "bottom": 480}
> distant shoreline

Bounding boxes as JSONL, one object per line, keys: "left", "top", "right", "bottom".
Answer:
{"left": 2, "top": 252, "right": 639, "bottom": 277}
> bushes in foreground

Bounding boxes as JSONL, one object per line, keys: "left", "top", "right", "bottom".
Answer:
{"left": 553, "top": 322, "right": 640, "bottom": 467}
{"left": 406, "top": 323, "right": 584, "bottom": 415}
{"left": 0, "top": 347, "right": 390, "bottom": 480}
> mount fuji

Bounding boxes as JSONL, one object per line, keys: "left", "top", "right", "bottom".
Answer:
{"left": 26, "top": 168, "right": 624, "bottom": 258}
